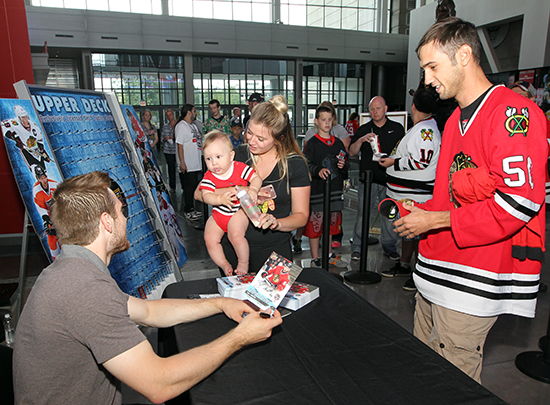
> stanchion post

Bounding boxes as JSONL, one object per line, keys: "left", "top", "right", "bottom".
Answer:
{"left": 515, "top": 306, "right": 550, "bottom": 383}
{"left": 194, "top": 158, "right": 208, "bottom": 231}
{"left": 344, "top": 170, "right": 381, "bottom": 284}
{"left": 321, "top": 176, "right": 331, "bottom": 271}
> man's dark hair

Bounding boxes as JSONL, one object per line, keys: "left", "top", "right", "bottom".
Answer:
{"left": 177, "top": 104, "right": 195, "bottom": 123}
{"left": 413, "top": 87, "right": 438, "bottom": 114}
{"left": 416, "top": 17, "right": 482, "bottom": 66}
{"left": 208, "top": 99, "right": 220, "bottom": 108}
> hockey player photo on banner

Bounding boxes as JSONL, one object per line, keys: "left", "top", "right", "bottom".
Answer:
{"left": 122, "top": 105, "right": 187, "bottom": 267}
{"left": 1, "top": 99, "right": 62, "bottom": 262}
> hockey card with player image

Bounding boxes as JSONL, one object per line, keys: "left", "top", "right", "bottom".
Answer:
{"left": 243, "top": 252, "right": 303, "bottom": 315}
{"left": 1, "top": 99, "right": 62, "bottom": 262}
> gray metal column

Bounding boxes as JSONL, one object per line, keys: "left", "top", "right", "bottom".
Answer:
{"left": 184, "top": 53, "right": 194, "bottom": 105}
{"left": 376, "top": 64, "right": 385, "bottom": 98}
{"left": 363, "top": 62, "right": 372, "bottom": 108}
{"left": 295, "top": 58, "right": 304, "bottom": 136}
{"left": 81, "top": 50, "right": 93, "bottom": 90}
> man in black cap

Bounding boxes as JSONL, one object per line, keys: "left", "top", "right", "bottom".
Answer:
{"left": 243, "top": 92, "right": 264, "bottom": 131}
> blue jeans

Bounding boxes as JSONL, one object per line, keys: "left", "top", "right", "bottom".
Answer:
{"left": 352, "top": 182, "right": 397, "bottom": 254}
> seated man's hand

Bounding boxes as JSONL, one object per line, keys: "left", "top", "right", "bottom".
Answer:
{"left": 234, "top": 309, "right": 282, "bottom": 345}
{"left": 219, "top": 298, "right": 253, "bottom": 323}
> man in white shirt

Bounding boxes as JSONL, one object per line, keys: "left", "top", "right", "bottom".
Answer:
{"left": 175, "top": 104, "right": 203, "bottom": 220}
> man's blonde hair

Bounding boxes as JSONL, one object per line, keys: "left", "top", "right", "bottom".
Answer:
{"left": 50, "top": 171, "right": 117, "bottom": 246}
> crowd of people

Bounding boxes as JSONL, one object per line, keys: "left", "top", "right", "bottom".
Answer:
{"left": 12, "top": 16, "right": 550, "bottom": 404}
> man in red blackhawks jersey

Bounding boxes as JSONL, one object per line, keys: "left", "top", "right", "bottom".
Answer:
{"left": 394, "top": 17, "right": 548, "bottom": 383}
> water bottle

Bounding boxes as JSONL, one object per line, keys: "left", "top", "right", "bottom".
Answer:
{"left": 236, "top": 186, "right": 262, "bottom": 227}
{"left": 3, "top": 313, "right": 15, "bottom": 347}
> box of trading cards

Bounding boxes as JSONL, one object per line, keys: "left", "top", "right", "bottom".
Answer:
{"left": 216, "top": 273, "right": 255, "bottom": 299}
{"left": 280, "top": 282, "right": 320, "bottom": 310}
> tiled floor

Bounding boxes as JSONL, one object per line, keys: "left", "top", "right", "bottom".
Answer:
{"left": 3, "top": 158, "right": 550, "bottom": 403}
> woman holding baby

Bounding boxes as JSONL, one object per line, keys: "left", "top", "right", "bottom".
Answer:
{"left": 197, "top": 95, "right": 310, "bottom": 274}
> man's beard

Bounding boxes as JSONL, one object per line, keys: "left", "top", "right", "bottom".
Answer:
{"left": 110, "top": 223, "right": 130, "bottom": 256}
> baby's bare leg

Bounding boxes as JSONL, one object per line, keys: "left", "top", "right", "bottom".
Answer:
{"left": 204, "top": 216, "right": 233, "bottom": 276}
{"left": 228, "top": 210, "right": 251, "bottom": 275}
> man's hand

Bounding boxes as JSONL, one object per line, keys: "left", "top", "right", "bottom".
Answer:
{"left": 318, "top": 168, "right": 331, "bottom": 180}
{"left": 180, "top": 162, "right": 187, "bottom": 173}
{"left": 361, "top": 132, "right": 376, "bottom": 144}
{"left": 393, "top": 204, "right": 451, "bottom": 239}
{"left": 379, "top": 157, "right": 394, "bottom": 168}
{"left": 218, "top": 298, "right": 254, "bottom": 322}
{"left": 233, "top": 309, "right": 282, "bottom": 345}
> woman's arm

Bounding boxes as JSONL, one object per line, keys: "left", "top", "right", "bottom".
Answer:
{"left": 258, "top": 186, "right": 310, "bottom": 231}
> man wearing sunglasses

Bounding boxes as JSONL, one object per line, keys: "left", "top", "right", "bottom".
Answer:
{"left": 13, "top": 171, "right": 282, "bottom": 404}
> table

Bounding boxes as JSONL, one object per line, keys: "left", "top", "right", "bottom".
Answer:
{"left": 162, "top": 268, "right": 506, "bottom": 404}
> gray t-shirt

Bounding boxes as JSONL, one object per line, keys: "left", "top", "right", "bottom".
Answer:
{"left": 13, "top": 245, "right": 146, "bottom": 405}
{"left": 304, "top": 123, "right": 350, "bottom": 143}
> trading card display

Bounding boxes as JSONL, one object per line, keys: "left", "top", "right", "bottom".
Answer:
{"left": 12, "top": 83, "right": 179, "bottom": 298}
{"left": 121, "top": 105, "right": 187, "bottom": 267}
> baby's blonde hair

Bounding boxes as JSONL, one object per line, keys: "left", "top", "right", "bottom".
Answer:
{"left": 203, "top": 130, "right": 233, "bottom": 153}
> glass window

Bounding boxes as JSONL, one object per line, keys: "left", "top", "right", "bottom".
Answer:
{"left": 324, "top": 6, "right": 340, "bottom": 29}
{"left": 230, "top": 58, "right": 247, "bottom": 74}
{"left": 341, "top": 7, "right": 357, "bottom": 30}
{"left": 307, "top": 5, "right": 323, "bottom": 27}
{"left": 358, "top": 8, "right": 376, "bottom": 31}
{"left": 194, "top": 0, "right": 213, "bottom": 19}
{"left": 33, "top": 0, "right": 387, "bottom": 33}
{"left": 144, "top": 89, "right": 160, "bottom": 105}
{"left": 170, "top": 0, "right": 193, "bottom": 17}
{"left": 213, "top": 1, "right": 233, "bottom": 20}
{"left": 160, "top": 72, "right": 178, "bottom": 88}
{"left": 110, "top": 0, "right": 130, "bottom": 13}
{"left": 233, "top": 2, "right": 252, "bottom": 22}
{"left": 88, "top": 0, "right": 109, "bottom": 11}
{"left": 251, "top": 2, "right": 271, "bottom": 23}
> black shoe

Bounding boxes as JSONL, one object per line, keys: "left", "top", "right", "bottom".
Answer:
{"left": 383, "top": 251, "right": 400, "bottom": 261}
{"left": 402, "top": 277, "right": 417, "bottom": 291}
{"left": 310, "top": 258, "right": 321, "bottom": 267}
{"left": 292, "top": 237, "right": 303, "bottom": 254}
{"left": 381, "top": 263, "right": 411, "bottom": 278}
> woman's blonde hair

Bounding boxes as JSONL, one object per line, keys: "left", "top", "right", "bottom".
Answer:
{"left": 249, "top": 95, "right": 305, "bottom": 181}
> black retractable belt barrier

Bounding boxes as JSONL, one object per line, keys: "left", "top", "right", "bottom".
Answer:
{"left": 321, "top": 176, "right": 331, "bottom": 271}
{"left": 195, "top": 158, "right": 208, "bottom": 231}
{"left": 344, "top": 170, "right": 381, "bottom": 285}
{"left": 321, "top": 176, "right": 343, "bottom": 282}
{"left": 515, "top": 306, "right": 550, "bottom": 383}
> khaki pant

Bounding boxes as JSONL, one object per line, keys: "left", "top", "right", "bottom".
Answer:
{"left": 413, "top": 292, "right": 498, "bottom": 383}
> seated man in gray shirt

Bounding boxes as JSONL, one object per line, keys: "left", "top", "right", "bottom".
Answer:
{"left": 13, "top": 171, "right": 281, "bottom": 405}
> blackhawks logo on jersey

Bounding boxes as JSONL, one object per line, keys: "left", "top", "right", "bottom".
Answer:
{"left": 420, "top": 128, "right": 434, "bottom": 141}
{"left": 448, "top": 151, "right": 477, "bottom": 208}
{"left": 505, "top": 106, "right": 529, "bottom": 137}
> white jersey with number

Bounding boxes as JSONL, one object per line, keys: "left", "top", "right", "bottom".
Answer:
{"left": 385, "top": 116, "right": 441, "bottom": 203}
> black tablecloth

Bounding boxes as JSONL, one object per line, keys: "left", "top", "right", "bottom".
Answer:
{"left": 162, "top": 269, "right": 506, "bottom": 405}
